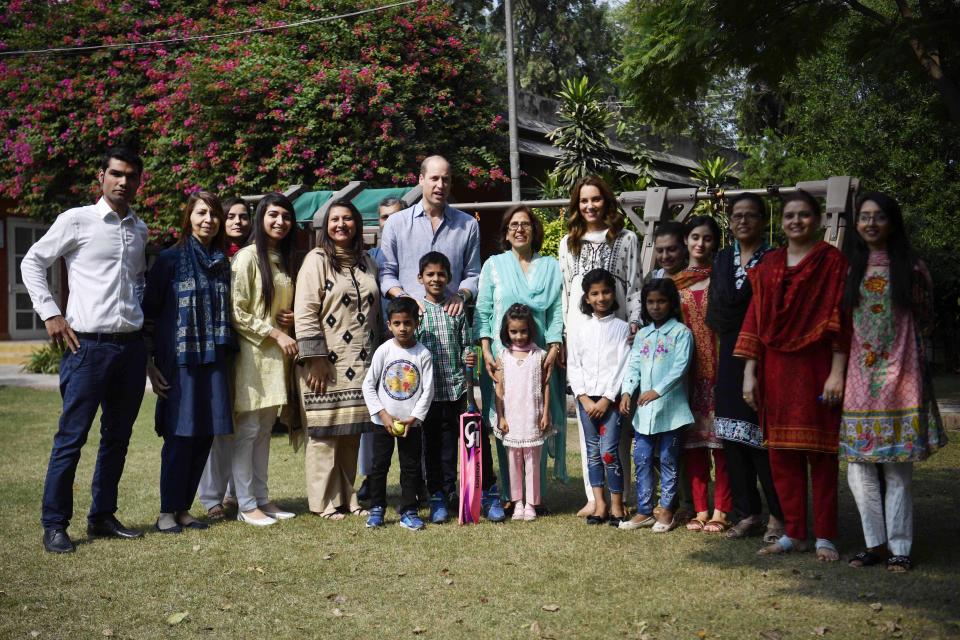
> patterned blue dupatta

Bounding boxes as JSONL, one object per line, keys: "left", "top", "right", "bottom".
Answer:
{"left": 175, "top": 236, "right": 233, "bottom": 365}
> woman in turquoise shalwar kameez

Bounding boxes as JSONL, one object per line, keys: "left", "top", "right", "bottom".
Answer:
{"left": 476, "top": 205, "right": 566, "bottom": 507}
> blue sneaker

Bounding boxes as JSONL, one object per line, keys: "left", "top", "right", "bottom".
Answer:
{"left": 429, "top": 491, "right": 449, "bottom": 524}
{"left": 366, "top": 506, "right": 385, "bottom": 528}
{"left": 481, "top": 484, "right": 506, "bottom": 522}
{"left": 399, "top": 510, "right": 425, "bottom": 531}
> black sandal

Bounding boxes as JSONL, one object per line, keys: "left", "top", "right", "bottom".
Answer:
{"left": 586, "top": 514, "right": 607, "bottom": 525}
{"left": 848, "top": 550, "right": 886, "bottom": 568}
{"left": 887, "top": 555, "right": 912, "bottom": 572}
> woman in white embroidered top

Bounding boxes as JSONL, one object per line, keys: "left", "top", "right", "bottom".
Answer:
{"left": 558, "top": 175, "right": 642, "bottom": 516}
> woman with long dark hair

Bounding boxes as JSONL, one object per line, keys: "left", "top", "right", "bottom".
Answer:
{"left": 198, "top": 195, "right": 251, "bottom": 520}
{"left": 674, "top": 214, "right": 733, "bottom": 534}
{"left": 707, "top": 194, "right": 784, "bottom": 542}
{"left": 736, "top": 190, "right": 849, "bottom": 562}
{"left": 230, "top": 192, "right": 298, "bottom": 526}
{"left": 144, "top": 191, "right": 234, "bottom": 533}
{"left": 842, "top": 193, "right": 946, "bottom": 572}
{"left": 295, "top": 200, "right": 380, "bottom": 520}
{"left": 558, "top": 175, "right": 642, "bottom": 516}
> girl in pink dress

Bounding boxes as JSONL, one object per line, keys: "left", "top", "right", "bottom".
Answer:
{"left": 494, "top": 304, "right": 555, "bottom": 521}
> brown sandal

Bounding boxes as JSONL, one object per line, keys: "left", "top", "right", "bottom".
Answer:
{"left": 685, "top": 517, "right": 708, "bottom": 531}
{"left": 703, "top": 519, "right": 730, "bottom": 534}
{"left": 207, "top": 504, "right": 226, "bottom": 520}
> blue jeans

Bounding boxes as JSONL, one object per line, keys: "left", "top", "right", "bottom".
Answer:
{"left": 577, "top": 398, "right": 623, "bottom": 493}
{"left": 633, "top": 430, "right": 681, "bottom": 515}
{"left": 41, "top": 336, "right": 147, "bottom": 529}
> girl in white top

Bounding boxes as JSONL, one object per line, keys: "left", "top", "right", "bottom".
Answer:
{"left": 558, "top": 175, "right": 642, "bottom": 516}
{"left": 568, "top": 269, "right": 632, "bottom": 526}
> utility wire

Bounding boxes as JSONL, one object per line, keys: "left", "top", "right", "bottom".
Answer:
{"left": 0, "top": 0, "right": 418, "bottom": 57}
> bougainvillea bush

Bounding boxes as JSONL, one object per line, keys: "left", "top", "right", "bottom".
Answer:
{"left": 0, "top": 0, "right": 508, "bottom": 238}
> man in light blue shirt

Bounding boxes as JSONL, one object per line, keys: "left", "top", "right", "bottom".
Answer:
{"left": 378, "top": 155, "right": 503, "bottom": 521}
{"left": 379, "top": 155, "right": 480, "bottom": 316}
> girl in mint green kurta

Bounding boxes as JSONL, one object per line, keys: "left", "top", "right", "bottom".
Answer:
{"left": 476, "top": 250, "right": 566, "bottom": 500}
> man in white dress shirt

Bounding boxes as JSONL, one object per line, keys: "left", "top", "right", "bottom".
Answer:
{"left": 21, "top": 147, "right": 150, "bottom": 553}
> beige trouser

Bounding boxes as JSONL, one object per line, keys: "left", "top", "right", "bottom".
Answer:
{"left": 305, "top": 434, "right": 362, "bottom": 515}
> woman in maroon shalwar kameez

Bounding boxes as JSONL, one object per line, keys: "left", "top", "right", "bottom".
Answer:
{"left": 735, "top": 190, "right": 849, "bottom": 562}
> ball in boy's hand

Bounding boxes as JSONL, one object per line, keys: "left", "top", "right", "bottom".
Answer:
{"left": 392, "top": 420, "right": 406, "bottom": 436}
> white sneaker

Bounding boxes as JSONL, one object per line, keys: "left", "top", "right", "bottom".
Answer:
{"left": 238, "top": 511, "right": 277, "bottom": 527}
{"left": 523, "top": 504, "right": 537, "bottom": 521}
{"left": 512, "top": 502, "right": 526, "bottom": 521}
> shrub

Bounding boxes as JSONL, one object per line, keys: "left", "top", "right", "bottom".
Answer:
{"left": 22, "top": 342, "right": 65, "bottom": 375}
{"left": 0, "top": 1, "right": 508, "bottom": 236}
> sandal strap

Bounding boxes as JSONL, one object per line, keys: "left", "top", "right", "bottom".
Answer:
{"left": 776, "top": 534, "right": 795, "bottom": 552}
{"left": 815, "top": 538, "right": 837, "bottom": 552}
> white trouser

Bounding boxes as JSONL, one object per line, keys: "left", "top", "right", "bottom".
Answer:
{"left": 357, "top": 432, "right": 374, "bottom": 477}
{"left": 231, "top": 406, "right": 279, "bottom": 512}
{"left": 847, "top": 461, "right": 914, "bottom": 556}
{"left": 198, "top": 435, "right": 234, "bottom": 510}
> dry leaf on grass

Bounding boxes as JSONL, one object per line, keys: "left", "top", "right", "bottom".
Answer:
{"left": 166, "top": 611, "right": 189, "bottom": 626}
{"left": 102, "top": 630, "right": 114, "bottom": 637}
{"left": 332, "top": 608, "right": 345, "bottom": 618}
{"left": 322, "top": 554, "right": 334, "bottom": 561}
{"left": 541, "top": 604, "right": 560, "bottom": 612}
{"left": 871, "top": 602, "right": 884, "bottom": 612}
{"left": 444, "top": 579, "right": 454, "bottom": 585}
{"left": 412, "top": 626, "right": 426, "bottom": 635}
{"left": 813, "top": 626, "right": 829, "bottom": 636}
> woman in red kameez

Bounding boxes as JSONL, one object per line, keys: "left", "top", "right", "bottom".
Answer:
{"left": 736, "top": 190, "right": 849, "bottom": 562}
{"left": 675, "top": 215, "right": 733, "bottom": 534}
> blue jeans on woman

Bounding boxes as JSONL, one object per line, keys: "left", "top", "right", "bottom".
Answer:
{"left": 633, "top": 430, "right": 681, "bottom": 515}
{"left": 577, "top": 397, "right": 623, "bottom": 494}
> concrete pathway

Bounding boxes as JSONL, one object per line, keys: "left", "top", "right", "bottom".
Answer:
{"left": 0, "top": 365, "right": 153, "bottom": 392}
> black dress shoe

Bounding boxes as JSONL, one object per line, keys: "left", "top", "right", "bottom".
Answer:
{"left": 181, "top": 520, "right": 209, "bottom": 530}
{"left": 87, "top": 516, "right": 144, "bottom": 539}
{"left": 43, "top": 528, "right": 75, "bottom": 554}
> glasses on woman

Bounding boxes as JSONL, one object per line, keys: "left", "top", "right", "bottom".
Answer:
{"left": 857, "top": 213, "right": 888, "bottom": 224}
{"left": 508, "top": 221, "right": 533, "bottom": 230}
{"left": 730, "top": 212, "right": 763, "bottom": 223}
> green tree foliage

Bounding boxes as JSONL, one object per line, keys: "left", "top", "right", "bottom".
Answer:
{"left": 617, "top": 0, "right": 960, "bottom": 129}
{"left": 0, "top": 0, "right": 507, "bottom": 236}
{"left": 464, "top": 0, "right": 622, "bottom": 96}
{"left": 546, "top": 76, "right": 620, "bottom": 190}
{"left": 738, "top": 25, "right": 960, "bottom": 360}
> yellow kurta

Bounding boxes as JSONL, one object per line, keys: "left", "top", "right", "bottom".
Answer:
{"left": 231, "top": 245, "right": 294, "bottom": 412}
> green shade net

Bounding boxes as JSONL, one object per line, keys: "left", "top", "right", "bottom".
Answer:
{"left": 292, "top": 187, "right": 413, "bottom": 227}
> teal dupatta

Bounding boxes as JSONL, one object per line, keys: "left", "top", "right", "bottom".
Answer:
{"left": 475, "top": 251, "right": 567, "bottom": 497}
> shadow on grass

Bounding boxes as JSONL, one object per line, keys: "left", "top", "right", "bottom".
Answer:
{"left": 682, "top": 463, "right": 960, "bottom": 629}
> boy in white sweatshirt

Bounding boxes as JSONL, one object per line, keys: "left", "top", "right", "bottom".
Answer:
{"left": 361, "top": 297, "right": 434, "bottom": 529}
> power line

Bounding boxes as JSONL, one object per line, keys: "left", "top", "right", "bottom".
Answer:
{"left": 0, "top": 0, "right": 419, "bottom": 57}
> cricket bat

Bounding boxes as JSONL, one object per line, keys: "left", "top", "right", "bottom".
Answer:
{"left": 458, "top": 363, "right": 482, "bottom": 524}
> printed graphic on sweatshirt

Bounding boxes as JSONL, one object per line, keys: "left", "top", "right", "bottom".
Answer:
{"left": 382, "top": 359, "right": 421, "bottom": 401}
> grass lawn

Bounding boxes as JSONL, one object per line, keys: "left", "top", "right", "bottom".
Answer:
{"left": 2, "top": 387, "right": 959, "bottom": 640}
